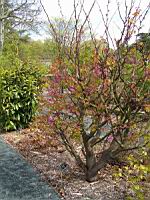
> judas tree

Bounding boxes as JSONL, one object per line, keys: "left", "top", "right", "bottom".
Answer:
{"left": 43, "top": 0, "right": 150, "bottom": 181}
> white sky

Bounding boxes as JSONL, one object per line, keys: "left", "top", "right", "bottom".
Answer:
{"left": 38, "top": 0, "right": 150, "bottom": 43}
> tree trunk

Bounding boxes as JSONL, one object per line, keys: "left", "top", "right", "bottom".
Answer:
{"left": 0, "top": 0, "right": 4, "bottom": 53}
{"left": 86, "top": 160, "right": 107, "bottom": 182}
{"left": 83, "top": 135, "right": 97, "bottom": 181}
{"left": 85, "top": 149, "right": 97, "bottom": 182}
{"left": 84, "top": 136, "right": 113, "bottom": 182}
{"left": 85, "top": 149, "right": 111, "bottom": 182}
{"left": 85, "top": 140, "right": 121, "bottom": 182}
{"left": 82, "top": 129, "right": 122, "bottom": 182}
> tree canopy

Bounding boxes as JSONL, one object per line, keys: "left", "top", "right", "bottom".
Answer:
{"left": 0, "top": 0, "right": 41, "bottom": 52}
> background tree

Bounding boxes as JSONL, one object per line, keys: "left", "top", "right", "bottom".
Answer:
{"left": 0, "top": 0, "right": 41, "bottom": 53}
{"left": 136, "top": 32, "right": 150, "bottom": 63}
{"left": 137, "top": 32, "right": 150, "bottom": 50}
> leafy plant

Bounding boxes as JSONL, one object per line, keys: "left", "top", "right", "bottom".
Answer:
{"left": 45, "top": 1, "right": 150, "bottom": 182}
{"left": 0, "top": 57, "right": 44, "bottom": 131}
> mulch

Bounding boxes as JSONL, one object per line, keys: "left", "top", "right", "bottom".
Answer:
{"left": 1, "top": 127, "right": 127, "bottom": 200}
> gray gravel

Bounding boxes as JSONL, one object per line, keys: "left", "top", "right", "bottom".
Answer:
{"left": 0, "top": 137, "right": 60, "bottom": 200}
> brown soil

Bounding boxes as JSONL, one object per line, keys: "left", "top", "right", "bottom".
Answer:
{"left": 1, "top": 125, "right": 128, "bottom": 200}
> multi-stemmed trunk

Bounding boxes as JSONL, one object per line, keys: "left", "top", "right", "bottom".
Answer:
{"left": 85, "top": 148, "right": 113, "bottom": 182}
{"left": 83, "top": 137, "right": 120, "bottom": 182}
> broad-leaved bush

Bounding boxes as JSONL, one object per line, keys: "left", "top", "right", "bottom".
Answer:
{"left": 0, "top": 56, "right": 44, "bottom": 131}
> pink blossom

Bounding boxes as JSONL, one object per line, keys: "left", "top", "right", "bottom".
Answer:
{"left": 125, "top": 56, "right": 137, "bottom": 64}
{"left": 54, "top": 74, "right": 62, "bottom": 83}
{"left": 103, "top": 48, "right": 109, "bottom": 54}
{"left": 107, "top": 135, "right": 113, "bottom": 142}
{"left": 93, "top": 65, "right": 102, "bottom": 76}
{"left": 85, "top": 87, "right": 94, "bottom": 95}
{"left": 48, "top": 98, "right": 54, "bottom": 104}
{"left": 68, "top": 86, "right": 75, "bottom": 92}
{"left": 48, "top": 88, "right": 59, "bottom": 96}
{"left": 48, "top": 116, "right": 55, "bottom": 125}
{"left": 128, "top": 132, "right": 133, "bottom": 138}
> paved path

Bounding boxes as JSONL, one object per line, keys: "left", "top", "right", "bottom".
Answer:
{"left": 0, "top": 137, "right": 61, "bottom": 200}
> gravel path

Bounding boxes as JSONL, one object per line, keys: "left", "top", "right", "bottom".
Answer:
{"left": 0, "top": 137, "right": 60, "bottom": 200}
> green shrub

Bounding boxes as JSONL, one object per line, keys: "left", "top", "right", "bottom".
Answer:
{"left": 0, "top": 57, "right": 45, "bottom": 131}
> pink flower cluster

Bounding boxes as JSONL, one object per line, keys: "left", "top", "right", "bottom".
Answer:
{"left": 68, "top": 86, "right": 76, "bottom": 92}
{"left": 107, "top": 135, "right": 113, "bottom": 142}
{"left": 48, "top": 116, "right": 55, "bottom": 125}
{"left": 93, "top": 65, "right": 102, "bottom": 76}
{"left": 54, "top": 74, "right": 62, "bottom": 83}
{"left": 48, "top": 88, "right": 59, "bottom": 96}
{"left": 93, "top": 65, "right": 109, "bottom": 79}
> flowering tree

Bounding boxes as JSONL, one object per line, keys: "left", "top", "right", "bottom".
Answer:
{"left": 42, "top": 0, "right": 150, "bottom": 182}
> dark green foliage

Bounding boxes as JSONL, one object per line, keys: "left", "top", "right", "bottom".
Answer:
{"left": 137, "top": 32, "right": 150, "bottom": 52}
{"left": 0, "top": 57, "right": 44, "bottom": 131}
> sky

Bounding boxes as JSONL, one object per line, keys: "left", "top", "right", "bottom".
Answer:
{"left": 38, "top": 0, "right": 150, "bottom": 43}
